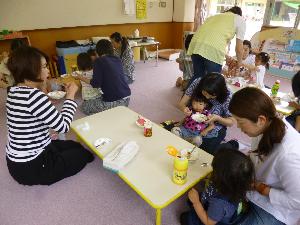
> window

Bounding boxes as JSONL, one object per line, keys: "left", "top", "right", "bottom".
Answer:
{"left": 269, "top": 0, "right": 299, "bottom": 27}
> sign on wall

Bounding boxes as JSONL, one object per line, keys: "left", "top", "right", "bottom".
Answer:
{"left": 136, "top": 0, "right": 147, "bottom": 19}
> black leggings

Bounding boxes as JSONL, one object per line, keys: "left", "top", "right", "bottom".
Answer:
{"left": 7, "top": 140, "right": 94, "bottom": 185}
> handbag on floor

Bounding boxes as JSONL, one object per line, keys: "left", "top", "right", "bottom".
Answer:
{"left": 160, "top": 120, "right": 180, "bottom": 131}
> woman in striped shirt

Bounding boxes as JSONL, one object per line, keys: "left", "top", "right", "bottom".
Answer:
{"left": 5, "top": 46, "right": 94, "bottom": 185}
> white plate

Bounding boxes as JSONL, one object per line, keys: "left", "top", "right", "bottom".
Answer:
{"left": 48, "top": 91, "right": 66, "bottom": 99}
{"left": 191, "top": 113, "right": 208, "bottom": 123}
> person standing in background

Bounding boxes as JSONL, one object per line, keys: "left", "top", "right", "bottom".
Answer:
{"left": 187, "top": 6, "right": 246, "bottom": 83}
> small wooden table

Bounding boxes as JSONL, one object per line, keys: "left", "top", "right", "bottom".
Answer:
{"left": 131, "top": 41, "right": 160, "bottom": 66}
{"left": 71, "top": 106, "right": 213, "bottom": 225}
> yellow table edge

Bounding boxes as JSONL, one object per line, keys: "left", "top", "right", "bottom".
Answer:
{"left": 71, "top": 126, "right": 211, "bottom": 225}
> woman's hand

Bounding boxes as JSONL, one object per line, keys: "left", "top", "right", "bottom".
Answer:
{"left": 76, "top": 74, "right": 83, "bottom": 81}
{"left": 205, "top": 114, "right": 220, "bottom": 124}
{"left": 200, "top": 130, "right": 209, "bottom": 136}
{"left": 254, "top": 182, "right": 271, "bottom": 196}
{"left": 184, "top": 107, "right": 192, "bottom": 116}
{"left": 188, "top": 188, "right": 200, "bottom": 205}
{"left": 289, "top": 101, "right": 300, "bottom": 109}
{"left": 65, "top": 82, "right": 78, "bottom": 100}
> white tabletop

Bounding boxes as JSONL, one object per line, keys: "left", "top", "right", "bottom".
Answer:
{"left": 71, "top": 106, "right": 213, "bottom": 209}
{"left": 131, "top": 41, "right": 160, "bottom": 48}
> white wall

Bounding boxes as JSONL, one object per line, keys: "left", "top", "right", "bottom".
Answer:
{"left": 173, "top": 0, "right": 195, "bottom": 22}
{"left": 0, "top": 0, "right": 174, "bottom": 30}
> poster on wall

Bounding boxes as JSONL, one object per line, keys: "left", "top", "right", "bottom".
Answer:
{"left": 262, "top": 39, "right": 300, "bottom": 78}
{"left": 136, "top": 0, "right": 147, "bottom": 19}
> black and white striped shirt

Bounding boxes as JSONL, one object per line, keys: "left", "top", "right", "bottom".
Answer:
{"left": 6, "top": 86, "right": 77, "bottom": 162}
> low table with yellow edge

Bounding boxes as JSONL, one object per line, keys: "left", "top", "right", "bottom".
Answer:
{"left": 70, "top": 106, "right": 213, "bottom": 225}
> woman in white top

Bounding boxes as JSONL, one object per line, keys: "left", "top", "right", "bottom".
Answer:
{"left": 229, "top": 87, "right": 300, "bottom": 225}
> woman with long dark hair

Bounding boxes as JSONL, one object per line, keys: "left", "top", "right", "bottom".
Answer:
{"left": 229, "top": 87, "right": 300, "bottom": 225}
{"left": 110, "top": 32, "right": 135, "bottom": 84}
{"left": 178, "top": 73, "right": 234, "bottom": 154}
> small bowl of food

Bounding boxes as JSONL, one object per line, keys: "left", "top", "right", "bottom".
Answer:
{"left": 48, "top": 91, "right": 66, "bottom": 100}
{"left": 184, "top": 148, "right": 200, "bottom": 162}
{"left": 191, "top": 113, "right": 208, "bottom": 123}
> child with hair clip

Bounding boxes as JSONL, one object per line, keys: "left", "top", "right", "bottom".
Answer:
{"left": 241, "top": 52, "right": 270, "bottom": 89}
{"left": 171, "top": 95, "right": 215, "bottom": 146}
{"left": 180, "top": 148, "right": 255, "bottom": 225}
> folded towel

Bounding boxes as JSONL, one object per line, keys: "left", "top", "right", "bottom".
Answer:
{"left": 103, "top": 141, "right": 139, "bottom": 172}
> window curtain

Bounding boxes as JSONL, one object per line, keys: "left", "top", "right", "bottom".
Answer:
{"left": 193, "top": 0, "right": 208, "bottom": 31}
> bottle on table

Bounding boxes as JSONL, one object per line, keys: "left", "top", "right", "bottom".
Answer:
{"left": 172, "top": 155, "right": 188, "bottom": 185}
{"left": 271, "top": 80, "right": 280, "bottom": 97}
{"left": 143, "top": 121, "right": 152, "bottom": 137}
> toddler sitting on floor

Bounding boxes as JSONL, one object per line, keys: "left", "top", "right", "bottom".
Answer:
{"left": 172, "top": 95, "right": 214, "bottom": 146}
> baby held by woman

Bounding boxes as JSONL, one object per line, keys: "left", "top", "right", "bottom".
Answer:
{"left": 172, "top": 95, "right": 214, "bottom": 146}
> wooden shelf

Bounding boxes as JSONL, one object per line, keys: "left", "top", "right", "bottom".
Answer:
{"left": 0, "top": 35, "right": 31, "bottom": 52}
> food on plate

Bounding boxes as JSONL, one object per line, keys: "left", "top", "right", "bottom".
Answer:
{"left": 47, "top": 91, "right": 66, "bottom": 99}
{"left": 191, "top": 113, "right": 208, "bottom": 123}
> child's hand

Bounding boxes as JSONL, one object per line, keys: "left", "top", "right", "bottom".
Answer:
{"left": 75, "top": 74, "right": 83, "bottom": 81}
{"left": 205, "top": 114, "right": 220, "bottom": 124}
{"left": 188, "top": 188, "right": 200, "bottom": 204}
{"left": 0, "top": 73, "right": 7, "bottom": 83}
{"left": 65, "top": 82, "right": 78, "bottom": 99}
{"left": 184, "top": 107, "right": 192, "bottom": 116}
{"left": 200, "top": 130, "right": 208, "bottom": 136}
{"left": 254, "top": 182, "right": 270, "bottom": 196}
{"left": 289, "top": 101, "right": 299, "bottom": 109}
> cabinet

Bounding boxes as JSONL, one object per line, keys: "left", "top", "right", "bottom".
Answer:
{"left": 0, "top": 35, "right": 31, "bottom": 52}
{"left": 56, "top": 45, "right": 95, "bottom": 74}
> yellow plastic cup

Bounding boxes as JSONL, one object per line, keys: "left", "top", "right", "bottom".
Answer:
{"left": 172, "top": 156, "right": 188, "bottom": 185}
